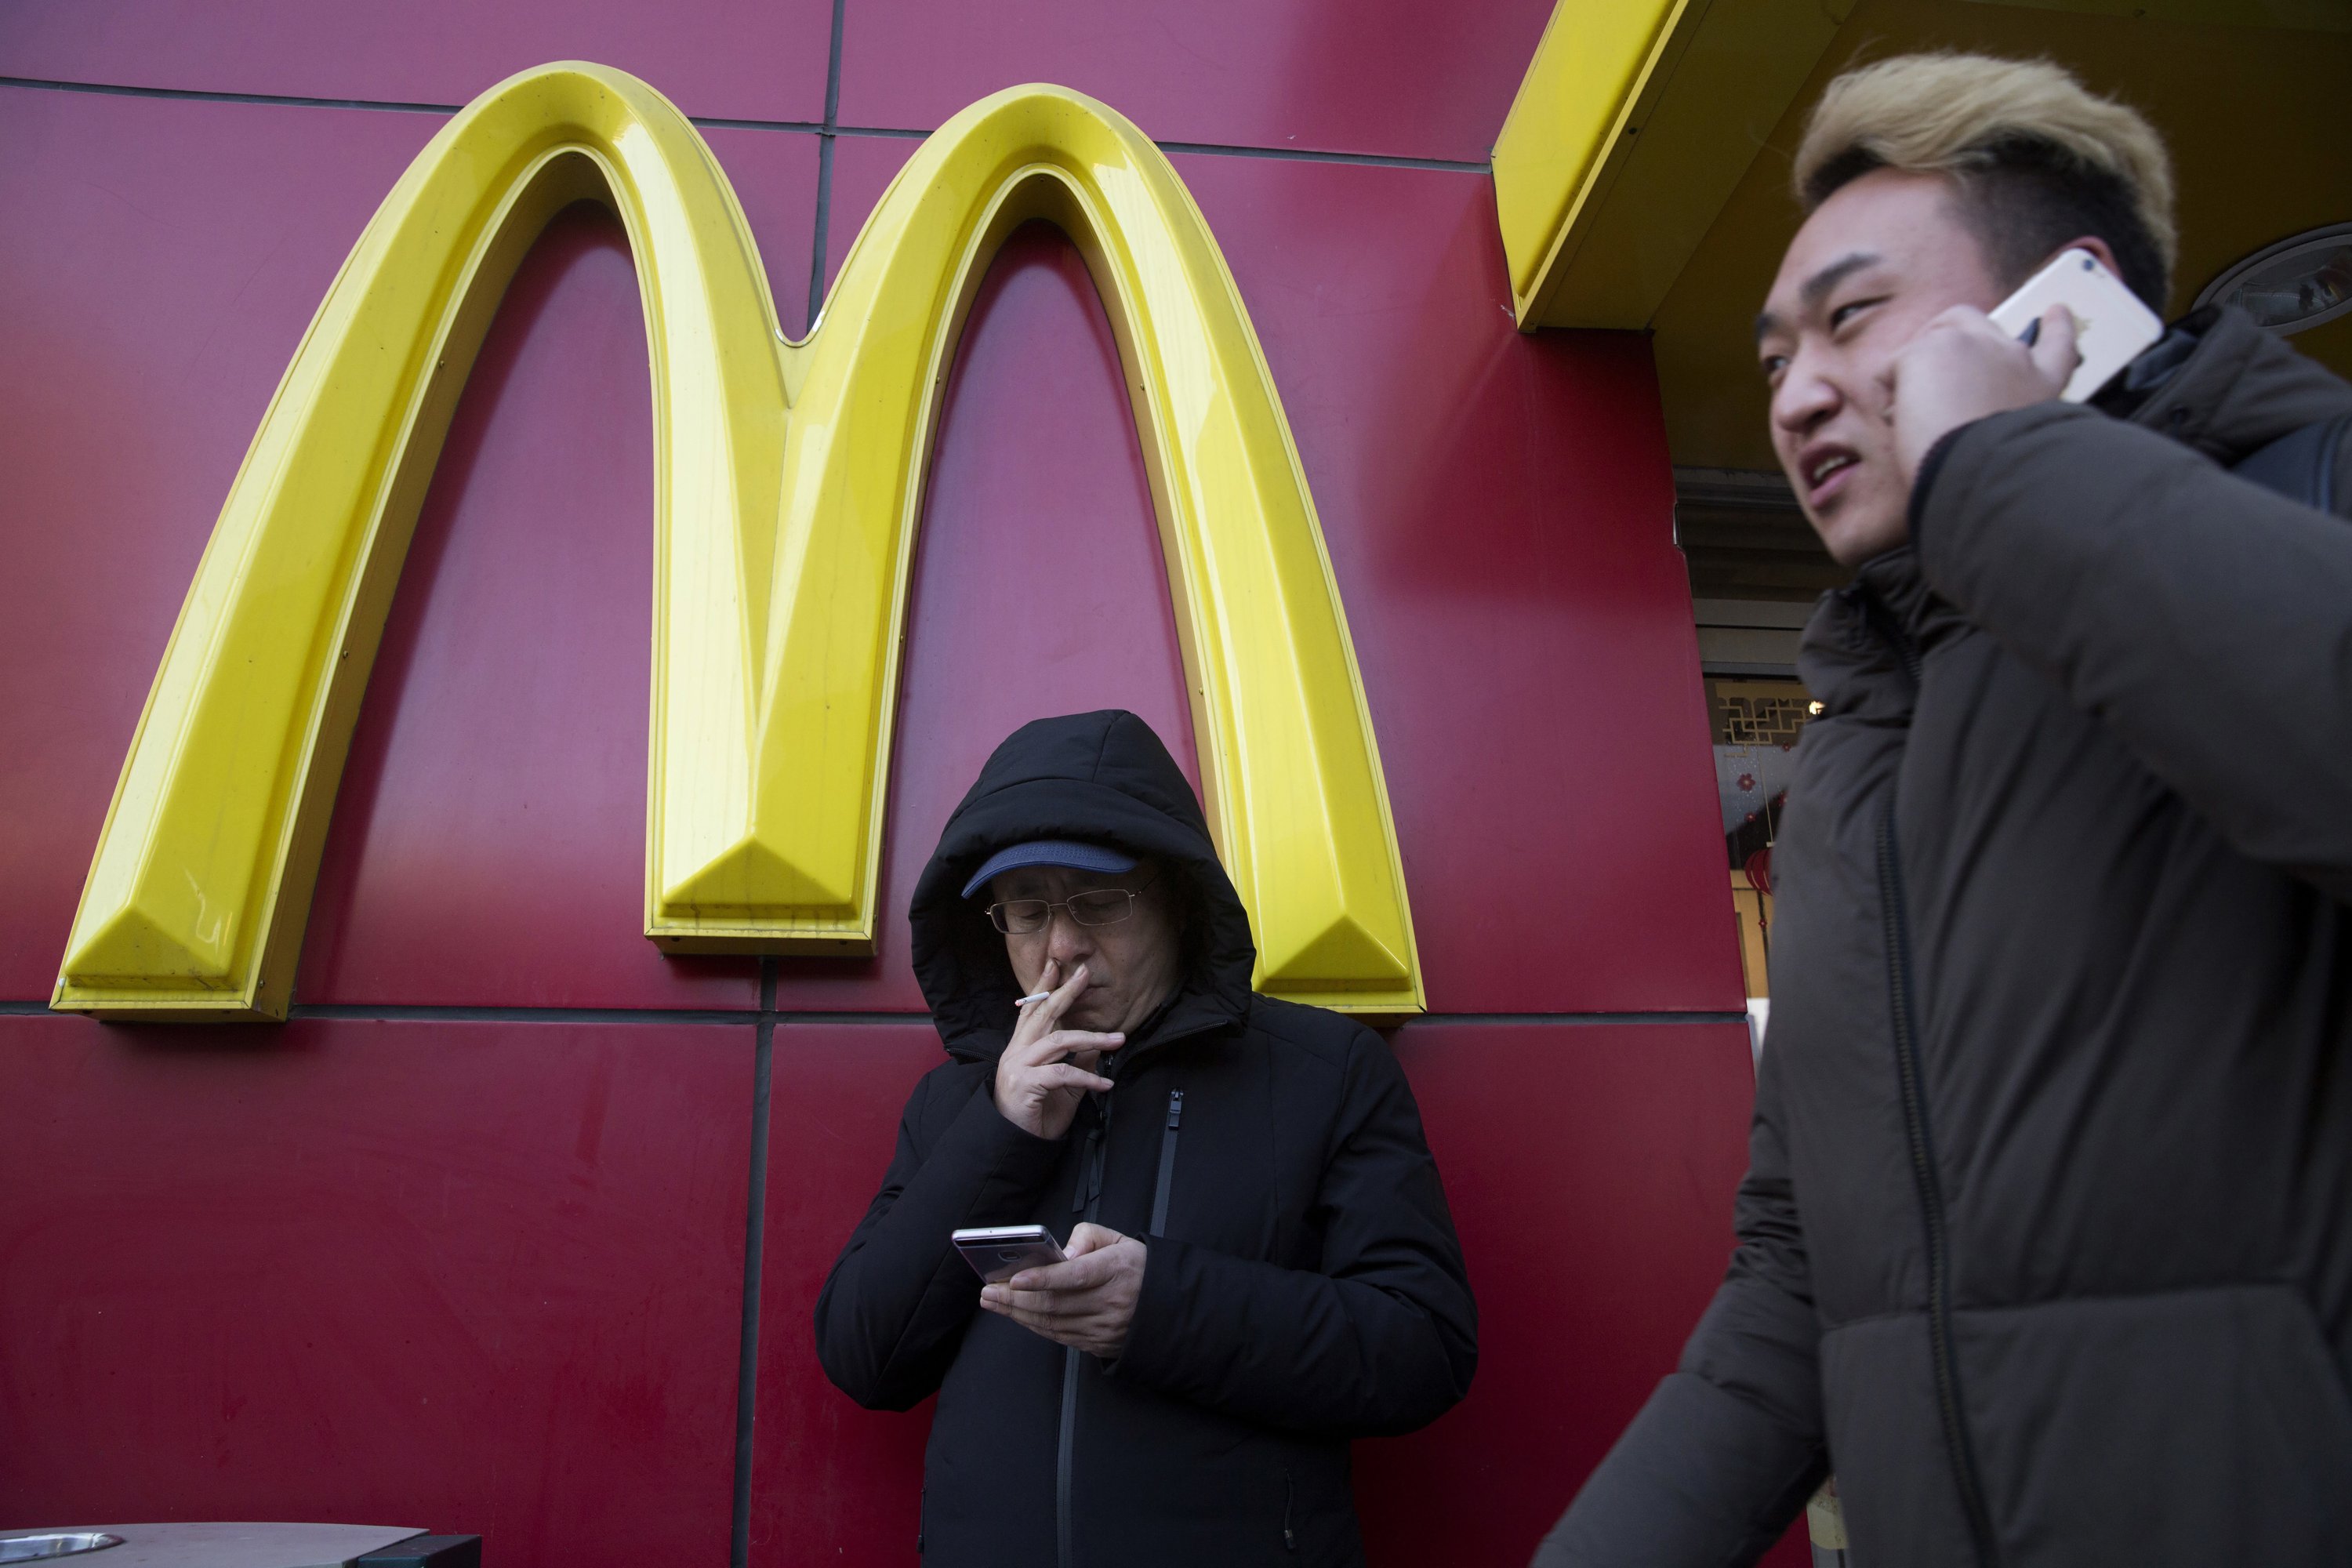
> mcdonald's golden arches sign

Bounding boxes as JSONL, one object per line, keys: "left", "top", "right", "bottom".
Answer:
{"left": 53, "top": 64, "right": 1423, "bottom": 1022}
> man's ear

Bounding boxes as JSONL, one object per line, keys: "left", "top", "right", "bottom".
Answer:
{"left": 2045, "top": 234, "right": 2125, "bottom": 283}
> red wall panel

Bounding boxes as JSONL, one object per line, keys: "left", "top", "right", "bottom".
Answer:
{"left": 0, "top": 1013, "right": 753, "bottom": 1564}
{"left": 709, "top": 127, "right": 826, "bottom": 342}
{"left": 825, "top": 132, "right": 1744, "bottom": 1017}
{"left": 290, "top": 206, "right": 743, "bottom": 1010}
{"left": 288, "top": 202, "right": 793, "bottom": 1013}
{"left": 0, "top": 10, "right": 1770, "bottom": 1561}
{"left": 1360, "top": 1021, "right": 1758, "bottom": 1565}
{"left": 835, "top": 0, "right": 1558, "bottom": 163}
{"left": 0, "top": 0, "right": 833, "bottom": 125}
{"left": 746, "top": 1024, "right": 943, "bottom": 1568}
{"left": 770, "top": 220, "right": 1200, "bottom": 1014}
{"left": 822, "top": 136, "right": 926, "bottom": 296}
{"left": 0, "top": 90, "right": 441, "bottom": 1004}
{"left": 0, "top": 86, "right": 815, "bottom": 1011}
{"left": 1173, "top": 151, "right": 1744, "bottom": 1017}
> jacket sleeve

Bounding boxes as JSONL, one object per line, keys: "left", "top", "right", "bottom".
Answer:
{"left": 1532, "top": 1051, "right": 1827, "bottom": 1567}
{"left": 1915, "top": 403, "right": 2352, "bottom": 901}
{"left": 813, "top": 1066, "right": 1068, "bottom": 1410}
{"left": 1112, "top": 1029, "right": 1476, "bottom": 1438}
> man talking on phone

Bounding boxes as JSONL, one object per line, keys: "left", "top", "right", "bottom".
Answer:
{"left": 817, "top": 709, "right": 1475, "bottom": 1566}
{"left": 1536, "top": 53, "right": 2352, "bottom": 1568}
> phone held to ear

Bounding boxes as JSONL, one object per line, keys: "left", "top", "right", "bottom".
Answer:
{"left": 951, "top": 1224, "right": 1069, "bottom": 1283}
{"left": 1989, "top": 247, "right": 2163, "bottom": 404}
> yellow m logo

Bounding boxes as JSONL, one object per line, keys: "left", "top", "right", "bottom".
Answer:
{"left": 53, "top": 64, "right": 1422, "bottom": 1021}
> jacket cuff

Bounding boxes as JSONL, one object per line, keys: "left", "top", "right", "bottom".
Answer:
{"left": 1112, "top": 1234, "right": 1206, "bottom": 1388}
{"left": 1531, "top": 1370, "right": 1823, "bottom": 1567}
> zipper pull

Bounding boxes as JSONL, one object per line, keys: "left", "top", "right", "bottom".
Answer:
{"left": 1165, "top": 1088, "right": 1184, "bottom": 1128}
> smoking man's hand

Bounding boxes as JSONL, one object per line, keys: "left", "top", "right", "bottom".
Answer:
{"left": 993, "top": 960, "right": 1124, "bottom": 1141}
{"left": 978, "top": 1223, "right": 1145, "bottom": 1359}
{"left": 1879, "top": 303, "right": 2082, "bottom": 491}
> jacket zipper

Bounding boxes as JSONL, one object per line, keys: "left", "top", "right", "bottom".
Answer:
{"left": 1862, "top": 579, "right": 1996, "bottom": 1560}
{"left": 1059, "top": 1087, "right": 1117, "bottom": 1568}
{"left": 1056, "top": 1346, "right": 1080, "bottom": 1568}
{"left": 1863, "top": 596, "right": 1996, "bottom": 1560}
{"left": 1856, "top": 583, "right": 1925, "bottom": 690}
{"left": 1878, "top": 801, "right": 1997, "bottom": 1566}
{"left": 1283, "top": 1467, "right": 1298, "bottom": 1552}
{"left": 1149, "top": 1090, "right": 1184, "bottom": 1236}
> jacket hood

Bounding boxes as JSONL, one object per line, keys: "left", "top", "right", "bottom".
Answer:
{"left": 909, "top": 710, "right": 1257, "bottom": 1062}
{"left": 2103, "top": 304, "right": 2352, "bottom": 463}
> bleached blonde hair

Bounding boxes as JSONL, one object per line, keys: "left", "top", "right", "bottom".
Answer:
{"left": 1792, "top": 53, "right": 2176, "bottom": 307}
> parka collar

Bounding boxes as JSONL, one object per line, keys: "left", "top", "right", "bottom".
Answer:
{"left": 2103, "top": 304, "right": 2352, "bottom": 464}
{"left": 1795, "top": 304, "right": 2347, "bottom": 718}
{"left": 1799, "top": 549, "right": 1969, "bottom": 722}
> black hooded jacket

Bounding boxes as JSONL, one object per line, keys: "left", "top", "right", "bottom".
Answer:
{"left": 815, "top": 710, "right": 1476, "bottom": 1567}
{"left": 1538, "top": 310, "right": 2352, "bottom": 1567}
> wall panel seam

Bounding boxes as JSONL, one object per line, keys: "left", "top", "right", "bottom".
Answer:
{"left": 0, "top": 77, "right": 1492, "bottom": 172}
{"left": 0, "top": 997, "right": 1747, "bottom": 1025}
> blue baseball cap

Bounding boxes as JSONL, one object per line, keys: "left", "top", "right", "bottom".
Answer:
{"left": 961, "top": 838, "right": 1138, "bottom": 899}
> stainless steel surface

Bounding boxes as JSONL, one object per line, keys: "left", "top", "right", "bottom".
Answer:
{"left": 0, "top": 1538, "right": 124, "bottom": 1563}
{"left": 0, "top": 1525, "right": 421, "bottom": 1568}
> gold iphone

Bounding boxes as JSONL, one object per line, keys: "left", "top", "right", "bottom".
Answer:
{"left": 1988, "top": 247, "right": 2164, "bottom": 402}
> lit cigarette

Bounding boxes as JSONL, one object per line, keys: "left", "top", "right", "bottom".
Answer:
{"left": 1015, "top": 991, "right": 1053, "bottom": 1006}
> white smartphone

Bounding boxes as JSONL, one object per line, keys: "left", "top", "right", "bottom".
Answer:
{"left": 1987, "top": 247, "right": 2163, "bottom": 404}
{"left": 951, "top": 1224, "right": 1068, "bottom": 1283}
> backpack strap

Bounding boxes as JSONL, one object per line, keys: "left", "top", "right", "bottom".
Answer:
{"left": 2232, "top": 412, "right": 2351, "bottom": 514}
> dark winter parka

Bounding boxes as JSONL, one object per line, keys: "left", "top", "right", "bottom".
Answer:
{"left": 815, "top": 710, "right": 1476, "bottom": 1568}
{"left": 1541, "top": 308, "right": 2352, "bottom": 1567}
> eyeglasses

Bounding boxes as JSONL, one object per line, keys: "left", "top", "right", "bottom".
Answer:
{"left": 987, "top": 874, "right": 1160, "bottom": 936}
